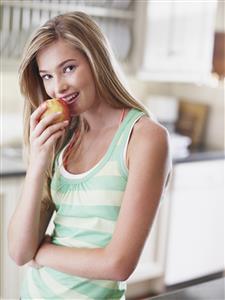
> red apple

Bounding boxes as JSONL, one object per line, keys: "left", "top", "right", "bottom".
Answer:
{"left": 40, "top": 98, "right": 70, "bottom": 124}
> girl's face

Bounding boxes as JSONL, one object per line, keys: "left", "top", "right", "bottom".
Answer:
{"left": 36, "top": 39, "right": 99, "bottom": 116}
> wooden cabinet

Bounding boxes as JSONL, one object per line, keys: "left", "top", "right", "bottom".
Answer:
{"left": 132, "top": 1, "right": 218, "bottom": 83}
{"left": 0, "top": 176, "right": 25, "bottom": 299}
{"left": 164, "top": 159, "right": 224, "bottom": 285}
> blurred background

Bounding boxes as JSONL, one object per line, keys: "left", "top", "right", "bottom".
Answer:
{"left": 0, "top": 1, "right": 224, "bottom": 299}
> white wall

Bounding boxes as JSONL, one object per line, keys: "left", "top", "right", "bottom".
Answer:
{"left": 1, "top": 70, "right": 24, "bottom": 114}
{"left": 125, "top": 75, "right": 224, "bottom": 150}
{"left": 1, "top": 69, "right": 24, "bottom": 146}
{"left": 169, "top": 82, "right": 224, "bottom": 150}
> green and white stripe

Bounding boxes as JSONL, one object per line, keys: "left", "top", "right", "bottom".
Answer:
{"left": 20, "top": 109, "right": 145, "bottom": 299}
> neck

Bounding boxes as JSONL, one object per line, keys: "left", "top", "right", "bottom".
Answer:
{"left": 81, "top": 103, "right": 125, "bottom": 132}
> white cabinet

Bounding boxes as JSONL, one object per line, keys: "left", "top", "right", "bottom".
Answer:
{"left": 133, "top": 1, "right": 217, "bottom": 83}
{"left": 1, "top": 0, "right": 218, "bottom": 83}
{"left": 128, "top": 158, "right": 224, "bottom": 297}
{"left": 164, "top": 159, "right": 224, "bottom": 285}
{"left": 0, "top": 176, "right": 26, "bottom": 299}
{"left": 126, "top": 186, "right": 172, "bottom": 297}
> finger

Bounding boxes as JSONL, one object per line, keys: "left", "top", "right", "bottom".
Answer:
{"left": 31, "top": 112, "right": 65, "bottom": 140}
{"left": 30, "top": 102, "right": 47, "bottom": 132}
{"left": 37, "top": 120, "right": 68, "bottom": 145}
{"left": 43, "top": 129, "right": 65, "bottom": 148}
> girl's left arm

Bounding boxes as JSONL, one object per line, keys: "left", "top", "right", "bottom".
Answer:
{"left": 34, "top": 120, "right": 172, "bottom": 281}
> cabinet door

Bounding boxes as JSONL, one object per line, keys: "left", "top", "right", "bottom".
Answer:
{"left": 165, "top": 160, "right": 224, "bottom": 285}
{"left": 138, "top": 1, "right": 217, "bottom": 82}
{"left": 1, "top": 177, "right": 26, "bottom": 299}
{"left": 126, "top": 190, "right": 172, "bottom": 297}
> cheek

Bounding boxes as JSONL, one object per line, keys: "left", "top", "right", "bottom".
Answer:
{"left": 83, "top": 74, "right": 96, "bottom": 94}
{"left": 75, "top": 66, "right": 94, "bottom": 88}
{"left": 89, "top": 79, "right": 97, "bottom": 96}
{"left": 43, "top": 82, "right": 53, "bottom": 97}
{"left": 73, "top": 71, "right": 85, "bottom": 88}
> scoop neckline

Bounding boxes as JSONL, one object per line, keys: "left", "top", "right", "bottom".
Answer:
{"left": 58, "top": 108, "right": 136, "bottom": 181}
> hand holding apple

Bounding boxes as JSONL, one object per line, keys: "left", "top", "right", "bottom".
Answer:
{"left": 28, "top": 98, "right": 70, "bottom": 172}
{"left": 40, "top": 98, "right": 70, "bottom": 124}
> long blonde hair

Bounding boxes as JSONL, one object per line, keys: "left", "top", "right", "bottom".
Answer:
{"left": 19, "top": 11, "right": 149, "bottom": 205}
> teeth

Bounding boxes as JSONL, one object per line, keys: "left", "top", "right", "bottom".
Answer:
{"left": 63, "top": 93, "right": 79, "bottom": 102}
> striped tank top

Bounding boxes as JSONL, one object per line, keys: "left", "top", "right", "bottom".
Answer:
{"left": 20, "top": 108, "right": 146, "bottom": 300}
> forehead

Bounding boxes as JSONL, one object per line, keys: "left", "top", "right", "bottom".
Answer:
{"left": 36, "top": 39, "right": 83, "bottom": 68}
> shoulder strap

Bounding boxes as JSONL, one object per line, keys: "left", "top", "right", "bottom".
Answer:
{"left": 109, "top": 109, "right": 145, "bottom": 162}
{"left": 117, "top": 108, "right": 146, "bottom": 148}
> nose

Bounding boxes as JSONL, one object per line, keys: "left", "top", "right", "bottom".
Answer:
{"left": 54, "top": 76, "right": 69, "bottom": 97}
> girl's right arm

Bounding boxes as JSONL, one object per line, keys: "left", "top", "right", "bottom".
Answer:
{"left": 7, "top": 103, "right": 69, "bottom": 266}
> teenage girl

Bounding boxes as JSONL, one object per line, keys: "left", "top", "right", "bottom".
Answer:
{"left": 8, "top": 11, "right": 172, "bottom": 300}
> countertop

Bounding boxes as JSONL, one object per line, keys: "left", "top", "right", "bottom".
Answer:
{"left": 1, "top": 147, "right": 224, "bottom": 178}
{"left": 173, "top": 149, "right": 225, "bottom": 164}
{"left": 148, "top": 277, "right": 224, "bottom": 300}
{"left": 1, "top": 147, "right": 26, "bottom": 177}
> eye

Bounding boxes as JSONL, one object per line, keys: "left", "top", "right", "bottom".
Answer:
{"left": 40, "top": 74, "right": 52, "bottom": 80}
{"left": 63, "top": 65, "right": 76, "bottom": 73}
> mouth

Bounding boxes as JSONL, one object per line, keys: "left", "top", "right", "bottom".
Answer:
{"left": 61, "top": 92, "right": 79, "bottom": 105}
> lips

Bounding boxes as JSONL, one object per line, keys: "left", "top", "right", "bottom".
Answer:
{"left": 61, "top": 92, "right": 79, "bottom": 105}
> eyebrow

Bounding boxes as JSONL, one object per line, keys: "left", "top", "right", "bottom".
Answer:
{"left": 39, "top": 59, "right": 77, "bottom": 73}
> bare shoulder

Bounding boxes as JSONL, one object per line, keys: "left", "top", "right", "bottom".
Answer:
{"left": 128, "top": 115, "right": 170, "bottom": 160}
{"left": 127, "top": 114, "right": 172, "bottom": 188}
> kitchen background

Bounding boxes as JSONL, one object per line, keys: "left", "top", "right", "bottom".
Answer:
{"left": 0, "top": 0, "right": 224, "bottom": 299}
